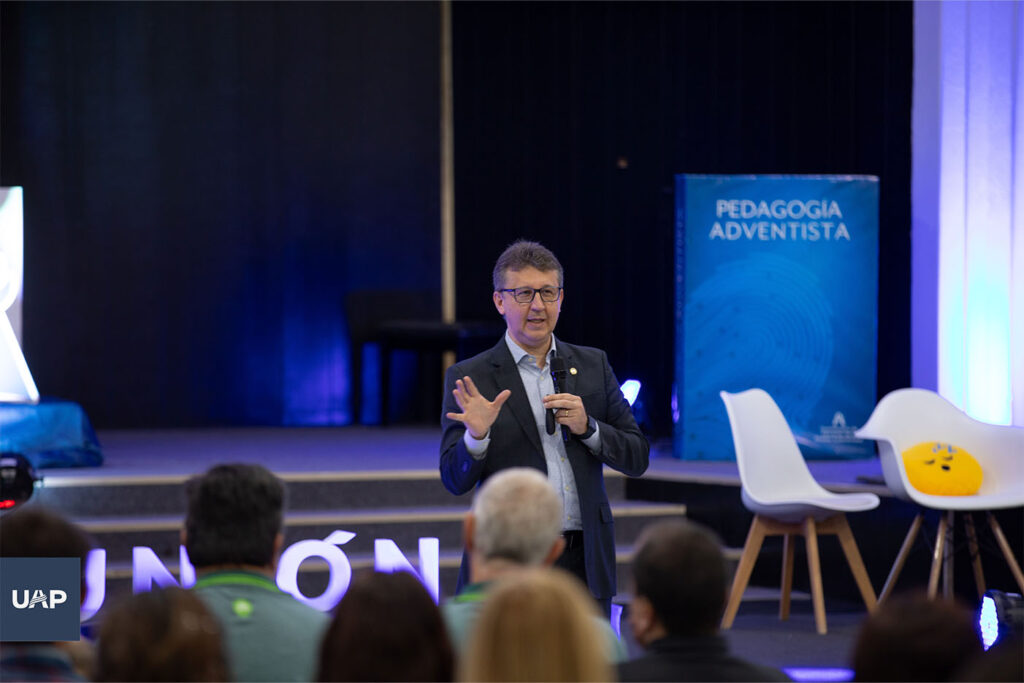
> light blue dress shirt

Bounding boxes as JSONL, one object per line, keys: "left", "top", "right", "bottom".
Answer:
{"left": 463, "top": 333, "right": 602, "bottom": 531}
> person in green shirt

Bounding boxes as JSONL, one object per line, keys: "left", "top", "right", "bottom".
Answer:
{"left": 441, "top": 467, "right": 626, "bottom": 663}
{"left": 184, "top": 463, "right": 328, "bottom": 682}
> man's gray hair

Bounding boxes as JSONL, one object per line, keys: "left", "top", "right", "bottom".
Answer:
{"left": 471, "top": 468, "right": 562, "bottom": 566}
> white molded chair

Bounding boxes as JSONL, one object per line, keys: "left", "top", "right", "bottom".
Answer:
{"left": 855, "top": 388, "right": 1024, "bottom": 600}
{"left": 720, "top": 389, "right": 879, "bottom": 635}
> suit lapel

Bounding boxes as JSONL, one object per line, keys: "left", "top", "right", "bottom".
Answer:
{"left": 489, "top": 340, "right": 544, "bottom": 456}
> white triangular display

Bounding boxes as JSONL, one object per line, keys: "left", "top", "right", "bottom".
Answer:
{"left": 0, "top": 187, "right": 40, "bottom": 403}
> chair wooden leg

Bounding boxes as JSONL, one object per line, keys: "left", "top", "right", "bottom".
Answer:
{"left": 988, "top": 512, "right": 1024, "bottom": 593}
{"left": 880, "top": 514, "right": 923, "bottom": 602}
{"left": 803, "top": 517, "right": 827, "bottom": 635}
{"left": 964, "top": 513, "right": 986, "bottom": 599}
{"left": 722, "top": 515, "right": 768, "bottom": 629}
{"left": 780, "top": 533, "right": 795, "bottom": 620}
{"left": 928, "top": 513, "right": 949, "bottom": 598}
{"left": 942, "top": 511, "right": 955, "bottom": 599}
{"left": 834, "top": 514, "right": 878, "bottom": 612}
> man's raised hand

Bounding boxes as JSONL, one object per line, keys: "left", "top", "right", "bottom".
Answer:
{"left": 446, "top": 376, "right": 511, "bottom": 440}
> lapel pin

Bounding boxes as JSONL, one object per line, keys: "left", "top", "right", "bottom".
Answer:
{"left": 570, "top": 367, "right": 578, "bottom": 375}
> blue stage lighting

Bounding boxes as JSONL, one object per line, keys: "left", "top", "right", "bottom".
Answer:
{"left": 620, "top": 379, "right": 641, "bottom": 406}
{"left": 783, "top": 667, "right": 853, "bottom": 682}
{"left": 979, "top": 590, "right": 1024, "bottom": 650}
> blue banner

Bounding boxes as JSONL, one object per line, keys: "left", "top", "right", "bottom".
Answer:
{"left": 674, "top": 175, "right": 879, "bottom": 460}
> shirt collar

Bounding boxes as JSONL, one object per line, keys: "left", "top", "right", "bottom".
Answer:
{"left": 649, "top": 634, "right": 729, "bottom": 655}
{"left": 0, "top": 644, "right": 79, "bottom": 671}
{"left": 504, "top": 331, "right": 557, "bottom": 367}
{"left": 193, "top": 569, "right": 279, "bottom": 592}
{"left": 452, "top": 581, "right": 493, "bottom": 603}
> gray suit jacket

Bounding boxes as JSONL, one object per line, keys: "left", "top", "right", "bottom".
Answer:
{"left": 439, "top": 337, "right": 649, "bottom": 599}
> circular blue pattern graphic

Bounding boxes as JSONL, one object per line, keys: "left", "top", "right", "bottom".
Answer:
{"left": 683, "top": 253, "right": 834, "bottom": 458}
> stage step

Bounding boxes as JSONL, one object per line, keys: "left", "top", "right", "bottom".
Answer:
{"left": 34, "top": 468, "right": 629, "bottom": 517}
{"left": 75, "top": 500, "right": 687, "bottom": 565}
{"left": 75, "top": 500, "right": 687, "bottom": 564}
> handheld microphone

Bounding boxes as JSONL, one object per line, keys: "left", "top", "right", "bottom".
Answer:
{"left": 549, "top": 356, "right": 570, "bottom": 441}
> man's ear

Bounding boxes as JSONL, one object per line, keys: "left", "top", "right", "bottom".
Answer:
{"left": 463, "top": 514, "right": 476, "bottom": 554}
{"left": 542, "top": 536, "right": 566, "bottom": 567}
{"left": 629, "top": 594, "right": 657, "bottom": 645}
{"left": 268, "top": 532, "right": 285, "bottom": 571}
{"left": 493, "top": 290, "right": 505, "bottom": 317}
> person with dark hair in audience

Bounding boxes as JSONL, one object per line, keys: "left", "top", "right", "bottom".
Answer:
{"left": 0, "top": 507, "right": 94, "bottom": 682}
{"left": 851, "top": 591, "right": 982, "bottom": 682}
{"left": 620, "top": 519, "right": 789, "bottom": 682}
{"left": 94, "top": 586, "right": 229, "bottom": 681}
{"left": 441, "top": 467, "right": 625, "bottom": 662}
{"left": 317, "top": 570, "right": 454, "bottom": 682}
{"left": 955, "top": 632, "right": 1023, "bottom": 682}
{"left": 185, "top": 463, "right": 328, "bottom": 682}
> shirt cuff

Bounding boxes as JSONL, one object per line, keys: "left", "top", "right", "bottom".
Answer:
{"left": 463, "top": 429, "right": 490, "bottom": 460}
{"left": 581, "top": 421, "right": 601, "bottom": 452}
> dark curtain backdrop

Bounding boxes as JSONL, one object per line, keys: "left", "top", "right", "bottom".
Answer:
{"left": 452, "top": 1, "right": 912, "bottom": 437}
{"left": 2, "top": 1, "right": 911, "bottom": 435}
{"left": 1, "top": 1, "right": 440, "bottom": 427}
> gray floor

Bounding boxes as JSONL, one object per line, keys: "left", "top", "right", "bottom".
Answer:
{"left": 726, "top": 600, "right": 863, "bottom": 675}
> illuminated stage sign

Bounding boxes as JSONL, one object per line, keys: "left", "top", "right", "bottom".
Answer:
{"left": 80, "top": 531, "right": 439, "bottom": 620}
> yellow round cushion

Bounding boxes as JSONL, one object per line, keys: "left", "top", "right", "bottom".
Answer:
{"left": 902, "top": 442, "right": 983, "bottom": 496}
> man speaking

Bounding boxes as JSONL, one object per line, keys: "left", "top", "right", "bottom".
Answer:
{"left": 440, "top": 239, "right": 649, "bottom": 616}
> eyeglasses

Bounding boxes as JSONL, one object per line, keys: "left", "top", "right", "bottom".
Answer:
{"left": 499, "top": 286, "right": 563, "bottom": 304}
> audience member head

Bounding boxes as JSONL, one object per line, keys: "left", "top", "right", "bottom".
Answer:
{"left": 492, "top": 239, "right": 564, "bottom": 290}
{"left": 94, "top": 587, "right": 229, "bottom": 682}
{"left": 317, "top": 570, "right": 453, "bottom": 682}
{"left": 852, "top": 592, "right": 982, "bottom": 681}
{"left": 0, "top": 505, "right": 93, "bottom": 644}
{"left": 460, "top": 568, "right": 613, "bottom": 682}
{"left": 466, "top": 468, "right": 564, "bottom": 580}
{"left": 0, "top": 505, "right": 92, "bottom": 565}
{"left": 183, "top": 463, "right": 285, "bottom": 570}
{"left": 955, "top": 632, "right": 1023, "bottom": 682}
{"left": 629, "top": 518, "right": 727, "bottom": 645}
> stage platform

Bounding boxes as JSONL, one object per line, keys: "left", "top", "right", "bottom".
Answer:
{"left": 37, "top": 426, "right": 890, "bottom": 490}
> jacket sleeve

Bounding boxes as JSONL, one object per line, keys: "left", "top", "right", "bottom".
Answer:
{"left": 588, "top": 351, "right": 649, "bottom": 477}
{"left": 439, "top": 362, "right": 488, "bottom": 495}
